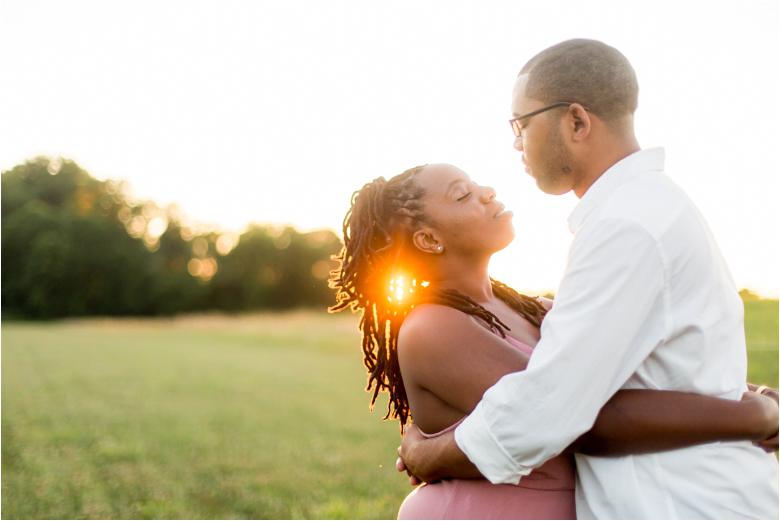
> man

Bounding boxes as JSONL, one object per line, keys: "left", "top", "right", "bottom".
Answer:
{"left": 398, "top": 39, "right": 779, "bottom": 519}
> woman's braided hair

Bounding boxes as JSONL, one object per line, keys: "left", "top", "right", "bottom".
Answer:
{"left": 329, "top": 165, "right": 548, "bottom": 433}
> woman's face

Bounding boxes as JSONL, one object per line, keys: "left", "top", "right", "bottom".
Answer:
{"left": 414, "top": 164, "right": 515, "bottom": 257}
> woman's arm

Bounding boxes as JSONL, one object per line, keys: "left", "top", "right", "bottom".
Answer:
{"left": 398, "top": 304, "right": 530, "bottom": 432}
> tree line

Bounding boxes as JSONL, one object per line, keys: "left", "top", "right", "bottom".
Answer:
{"left": 2, "top": 157, "right": 343, "bottom": 319}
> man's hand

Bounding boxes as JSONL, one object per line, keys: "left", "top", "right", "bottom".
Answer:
{"left": 395, "top": 454, "right": 423, "bottom": 486}
{"left": 748, "top": 388, "right": 779, "bottom": 452}
{"left": 397, "top": 424, "right": 430, "bottom": 486}
{"left": 396, "top": 423, "right": 483, "bottom": 485}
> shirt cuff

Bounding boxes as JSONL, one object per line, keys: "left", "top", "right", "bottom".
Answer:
{"left": 454, "top": 401, "right": 533, "bottom": 485}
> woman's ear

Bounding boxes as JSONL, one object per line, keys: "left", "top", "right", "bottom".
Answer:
{"left": 412, "top": 228, "right": 443, "bottom": 254}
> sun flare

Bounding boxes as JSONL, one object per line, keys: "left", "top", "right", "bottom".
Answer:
{"left": 388, "top": 275, "right": 429, "bottom": 302}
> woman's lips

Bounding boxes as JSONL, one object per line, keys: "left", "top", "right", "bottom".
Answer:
{"left": 494, "top": 204, "right": 513, "bottom": 218}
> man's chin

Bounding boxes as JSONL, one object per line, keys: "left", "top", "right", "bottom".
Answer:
{"left": 534, "top": 175, "right": 570, "bottom": 196}
{"left": 531, "top": 173, "right": 553, "bottom": 193}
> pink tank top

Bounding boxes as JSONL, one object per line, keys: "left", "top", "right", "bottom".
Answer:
{"left": 418, "top": 334, "right": 576, "bottom": 492}
{"left": 397, "top": 332, "right": 576, "bottom": 519}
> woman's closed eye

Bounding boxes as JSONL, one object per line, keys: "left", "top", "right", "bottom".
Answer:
{"left": 457, "top": 192, "right": 472, "bottom": 201}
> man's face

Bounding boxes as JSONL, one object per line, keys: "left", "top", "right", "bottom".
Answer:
{"left": 510, "top": 74, "right": 576, "bottom": 195}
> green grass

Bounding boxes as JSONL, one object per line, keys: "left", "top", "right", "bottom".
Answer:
{"left": 2, "top": 312, "right": 410, "bottom": 519}
{"left": 744, "top": 299, "right": 779, "bottom": 386}
{"left": 2, "top": 302, "right": 778, "bottom": 519}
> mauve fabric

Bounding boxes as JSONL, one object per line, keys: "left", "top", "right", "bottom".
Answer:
{"left": 397, "top": 336, "right": 576, "bottom": 520}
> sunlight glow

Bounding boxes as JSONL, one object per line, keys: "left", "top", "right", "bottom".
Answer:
{"left": 0, "top": 2, "right": 776, "bottom": 297}
{"left": 389, "top": 276, "right": 404, "bottom": 302}
{"left": 389, "top": 275, "right": 430, "bottom": 303}
{"left": 216, "top": 232, "right": 239, "bottom": 255}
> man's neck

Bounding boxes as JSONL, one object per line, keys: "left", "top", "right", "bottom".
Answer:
{"left": 573, "top": 136, "right": 641, "bottom": 199}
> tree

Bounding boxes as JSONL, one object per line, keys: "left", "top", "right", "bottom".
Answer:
{"left": 2, "top": 156, "right": 343, "bottom": 318}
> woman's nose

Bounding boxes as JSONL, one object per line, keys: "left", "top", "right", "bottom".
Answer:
{"left": 481, "top": 186, "right": 496, "bottom": 203}
{"left": 513, "top": 135, "right": 524, "bottom": 152}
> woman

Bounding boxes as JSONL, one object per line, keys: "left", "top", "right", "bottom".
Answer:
{"left": 329, "top": 163, "right": 778, "bottom": 519}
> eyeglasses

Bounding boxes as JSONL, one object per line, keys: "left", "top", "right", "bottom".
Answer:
{"left": 509, "top": 102, "right": 587, "bottom": 138}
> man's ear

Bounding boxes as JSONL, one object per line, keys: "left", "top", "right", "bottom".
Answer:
{"left": 412, "top": 228, "right": 442, "bottom": 254}
{"left": 568, "top": 103, "right": 591, "bottom": 142}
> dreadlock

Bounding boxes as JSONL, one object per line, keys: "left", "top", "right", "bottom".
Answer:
{"left": 329, "top": 166, "right": 548, "bottom": 433}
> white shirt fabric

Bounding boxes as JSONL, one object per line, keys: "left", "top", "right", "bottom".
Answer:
{"left": 454, "top": 148, "right": 779, "bottom": 519}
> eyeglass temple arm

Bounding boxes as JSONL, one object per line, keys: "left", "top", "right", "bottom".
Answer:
{"left": 509, "top": 102, "right": 577, "bottom": 123}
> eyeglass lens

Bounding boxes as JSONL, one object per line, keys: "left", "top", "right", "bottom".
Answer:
{"left": 511, "top": 120, "right": 522, "bottom": 138}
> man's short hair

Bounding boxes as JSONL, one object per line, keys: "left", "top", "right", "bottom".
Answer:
{"left": 520, "top": 39, "right": 638, "bottom": 124}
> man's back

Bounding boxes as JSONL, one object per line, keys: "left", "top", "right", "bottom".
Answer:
{"left": 455, "top": 149, "right": 778, "bottom": 519}
{"left": 571, "top": 150, "right": 778, "bottom": 518}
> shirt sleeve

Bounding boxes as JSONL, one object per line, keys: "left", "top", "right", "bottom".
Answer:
{"left": 455, "top": 218, "right": 668, "bottom": 484}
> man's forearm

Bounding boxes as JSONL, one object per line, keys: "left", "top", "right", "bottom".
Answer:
{"left": 399, "top": 426, "right": 483, "bottom": 482}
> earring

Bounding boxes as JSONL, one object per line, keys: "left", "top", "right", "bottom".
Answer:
{"left": 436, "top": 245, "right": 443, "bottom": 252}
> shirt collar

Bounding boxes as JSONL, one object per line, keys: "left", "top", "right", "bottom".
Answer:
{"left": 567, "top": 147, "right": 665, "bottom": 233}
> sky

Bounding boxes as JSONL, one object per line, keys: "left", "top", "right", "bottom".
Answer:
{"left": 1, "top": 0, "right": 778, "bottom": 297}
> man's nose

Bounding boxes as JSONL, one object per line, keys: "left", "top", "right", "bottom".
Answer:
{"left": 513, "top": 136, "right": 523, "bottom": 152}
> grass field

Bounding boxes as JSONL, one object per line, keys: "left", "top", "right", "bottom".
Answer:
{"left": 2, "top": 300, "right": 778, "bottom": 519}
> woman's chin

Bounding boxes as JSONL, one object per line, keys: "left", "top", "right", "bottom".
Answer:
{"left": 493, "top": 229, "right": 515, "bottom": 253}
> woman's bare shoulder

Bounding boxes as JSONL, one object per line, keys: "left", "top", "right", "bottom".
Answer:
{"left": 397, "top": 303, "right": 530, "bottom": 415}
{"left": 398, "top": 304, "right": 483, "bottom": 357}
{"left": 404, "top": 302, "right": 474, "bottom": 326}
{"left": 401, "top": 303, "right": 487, "bottom": 333}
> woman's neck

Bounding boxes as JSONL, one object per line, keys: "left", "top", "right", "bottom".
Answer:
{"left": 427, "top": 257, "right": 494, "bottom": 304}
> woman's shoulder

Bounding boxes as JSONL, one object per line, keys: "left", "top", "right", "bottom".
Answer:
{"left": 398, "top": 304, "right": 490, "bottom": 358}
{"left": 404, "top": 302, "right": 472, "bottom": 324}
{"left": 401, "top": 303, "right": 480, "bottom": 338}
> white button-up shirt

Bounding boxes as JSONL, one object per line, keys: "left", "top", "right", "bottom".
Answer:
{"left": 455, "top": 148, "right": 779, "bottom": 519}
